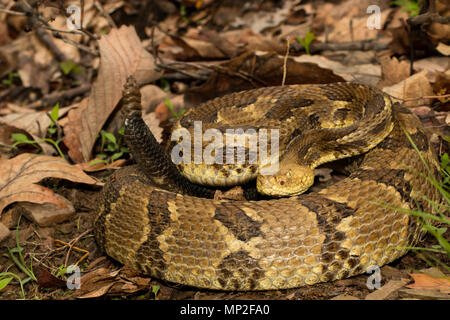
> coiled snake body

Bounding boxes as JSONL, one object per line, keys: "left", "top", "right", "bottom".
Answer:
{"left": 94, "top": 79, "right": 440, "bottom": 290}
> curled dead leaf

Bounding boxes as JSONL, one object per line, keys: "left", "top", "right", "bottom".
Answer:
{"left": 382, "top": 70, "right": 434, "bottom": 107}
{"left": 406, "top": 273, "right": 450, "bottom": 293}
{"left": 0, "top": 153, "right": 101, "bottom": 215}
{"left": 184, "top": 51, "right": 344, "bottom": 107}
{"left": 72, "top": 266, "right": 151, "bottom": 299}
{"left": 63, "top": 25, "right": 162, "bottom": 163}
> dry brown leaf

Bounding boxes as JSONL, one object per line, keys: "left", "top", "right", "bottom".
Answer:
{"left": 171, "top": 35, "right": 229, "bottom": 60}
{"left": 365, "top": 279, "right": 409, "bottom": 300}
{"left": 73, "top": 267, "right": 150, "bottom": 299}
{"left": 293, "top": 54, "right": 381, "bottom": 86}
{"left": 0, "top": 153, "right": 101, "bottom": 215}
{"left": 0, "top": 19, "right": 10, "bottom": 46}
{"left": 140, "top": 84, "right": 168, "bottom": 113}
{"left": 382, "top": 70, "right": 434, "bottom": 107}
{"left": 315, "top": 0, "right": 391, "bottom": 42}
{"left": 17, "top": 34, "right": 60, "bottom": 94}
{"left": 0, "top": 123, "right": 28, "bottom": 147}
{"left": 15, "top": 194, "right": 76, "bottom": 227}
{"left": 185, "top": 51, "right": 344, "bottom": 107}
{"left": 0, "top": 106, "right": 72, "bottom": 156}
{"left": 0, "top": 222, "right": 9, "bottom": 242}
{"left": 414, "top": 57, "right": 450, "bottom": 82}
{"left": 406, "top": 273, "right": 450, "bottom": 293}
{"left": 0, "top": 106, "right": 72, "bottom": 138}
{"left": 377, "top": 55, "right": 410, "bottom": 87}
{"left": 436, "top": 43, "right": 450, "bottom": 56}
{"left": 222, "top": 29, "right": 285, "bottom": 55}
{"left": 63, "top": 25, "right": 162, "bottom": 163}
{"left": 34, "top": 265, "right": 67, "bottom": 289}
{"left": 154, "top": 102, "right": 170, "bottom": 122}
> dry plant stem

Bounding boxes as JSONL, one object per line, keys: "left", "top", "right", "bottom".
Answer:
{"left": 158, "top": 60, "right": 269, "bottom": 86}
{"left": 94, "top": 0, "right": 117, "bottom": 29}
{"left": 16, "top": 1, "right": 67, "bottom": 62}
{"left": 408, "top": 12, "right": 450, "bottom": 26}
{"left": 282, "top": 38, "right": 290, "bottom": 86}
{"left": 52, "top": 32, "right": 99, "bottom": 56}
{"left": 151, "top": 26, "right": 268, "bottom": 86}
{"left": 291, "top": 39, "right": 389, "bottom": 54}
{"left": 0, "top": 141, "right": 14, "bottom": 149}
{"left": 395, "top": 93, "right": 450, "bottom": 102}
{"left": 17, "top": 1, "right": 98, "bottom": 58}
{"left": 0, "top": 8, "right": 27, "bottom": 16}
{"left": 55, "top": 229, "right": 91, "bottom": 268}
{"left": 156, "top": 63, "right": 208, "bottom": 81}
{"left": 26, "top": 83, "right": 91, "bottom": 109}
{"left": 211, "top": 65, "right": 269, "bottom": 87}
{"left": 41, "top": 24, "right": 100, "bottom": 42}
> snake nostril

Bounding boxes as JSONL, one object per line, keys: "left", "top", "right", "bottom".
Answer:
{"left": 280, "top": 181, "right": 285, "bottom": 185}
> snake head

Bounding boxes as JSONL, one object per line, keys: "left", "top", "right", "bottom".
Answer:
{"left": 256, "top": 164, "right": 315, "bottom": 197}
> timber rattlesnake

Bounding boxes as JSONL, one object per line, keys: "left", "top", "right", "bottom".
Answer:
{"left": 93, "top": 77, "right": 440, "bottom": 290}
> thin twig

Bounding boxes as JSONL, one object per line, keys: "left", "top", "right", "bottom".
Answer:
{"left": 291, "top": 39, "right": 389, "bottom": 54}
{"left": 26, "top": 83, "right": 91, "bottom": 109}
{"left": 55, "top": 229, "right": 91, "bottom": 268}
{"left": 408, "top": 12, "right": 450, "bottom": 26}
{"left": 157, "top": 63, "right": 209, "bottom": 81}
{"left": 16, "top": 1, "right": 67, "bottom": 62}
{"left": 0, "top": 8, "right": 27, "bottom": 16}
{"left": 0, "top": 141, "right": 14, "bottom": 149}
{"left": 211, "top": 65, "right": 269, "bottom": 86}
{"left": 52, "top": 32, "right": 99, "bottom": 56}
{"left": 396, "top": 93, "right": 450, "bottom": 102}
{"left": 94, "top": 0, "right": 117, "bottom": 29}
{"left": 40, "top": 24, "right": 99, "bottom": 41}
{"left": 282, "top": 38, "right": 290, "bottom": 86}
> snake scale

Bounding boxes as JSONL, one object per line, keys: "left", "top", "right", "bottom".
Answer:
{"left": 93, "top": 77, "right": 441, "bottom": 290}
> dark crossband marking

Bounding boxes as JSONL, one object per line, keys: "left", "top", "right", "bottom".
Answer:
{"left": 364, "top": 93, "right": 386, "bottom": 116}
{"left": 135, "top": 190, "right": 172, "bottom": 278}
{"left": 214, "top": 205, "right": 263, "bottom": 242}
{"left": 351, "top": 169, "right": 411, "bottom": 202}
{"left": 332, "top": 108, "right": 352, "bottom": 122}
{"left": 217, "top": 250, "right": 263, "bottom": 290}
{"left": 409, "top": 130, "right": 429, "bottom": 151}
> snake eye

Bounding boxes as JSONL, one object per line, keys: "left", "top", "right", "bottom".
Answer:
{"left": 280, "top": 181, "right": 285, "bottom": 186}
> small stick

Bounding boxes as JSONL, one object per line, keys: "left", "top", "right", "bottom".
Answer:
{"left": 0, "top": 141, "right": 14, "bottom": 149}
{"left": 26, "top": 83, "right": 91, "bottom": 109}
{"left": 94, "top": 0, "right": 117, "bottom": 29}
{"left": 55, "top": 229, "right": 91, "bottom": 268}
{"left": 282, "top": 38, "right": 290, "bottom": 86}
{"left": 349, "top": 19, "right": 354, "bottom": 42}
{"left": 290, "top": 39, "right": 389, "bottom": 54}
{"left": 393, "top": 93, "right": 450, "bottom": 102}
{"left": 408, "top": 12, "right": 450, "bottom": 26}
{"left": 52, "top": 32, "right": 99, "bottom": 56}
{"left": 0, "top": 8, "right": 27, "bottom": 16}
